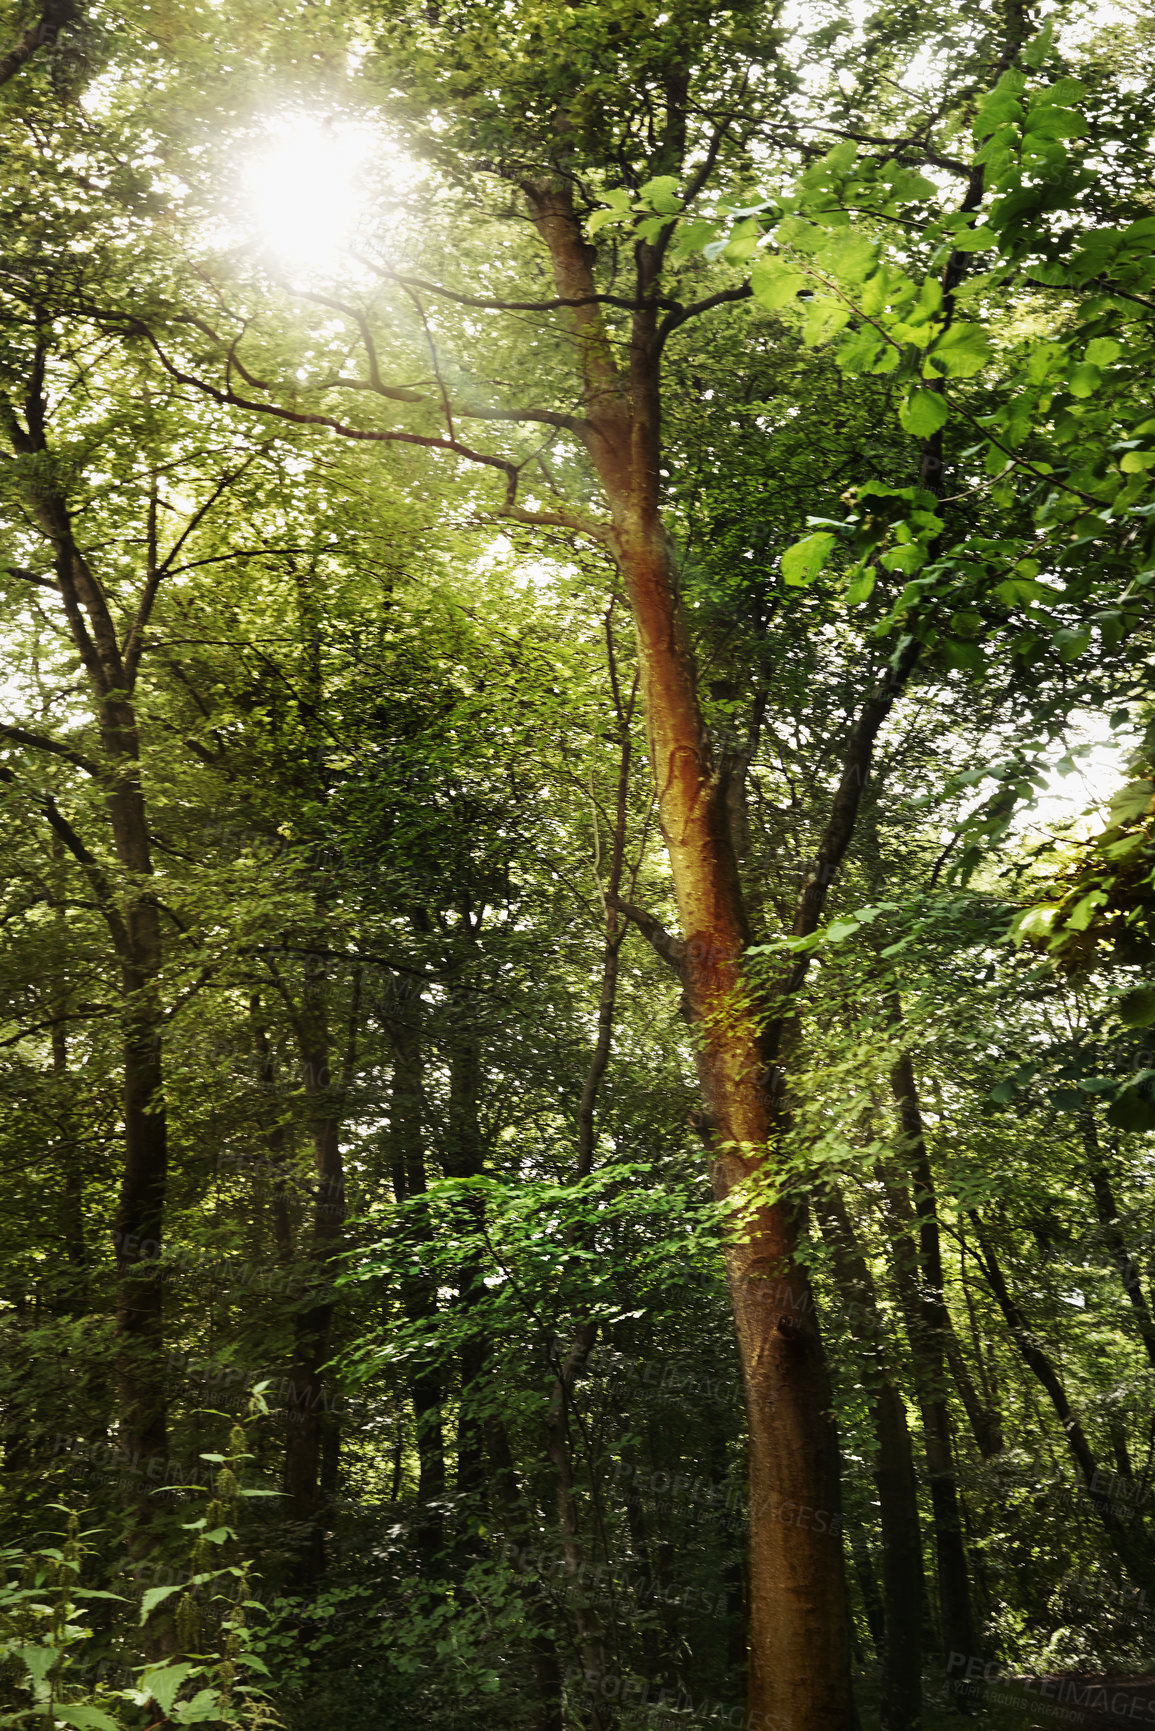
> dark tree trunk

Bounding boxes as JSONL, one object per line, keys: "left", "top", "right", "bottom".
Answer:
{"left": 281, "top": 965, "right": 358, "bottom": 1587}
{"left": 817, "top": 1186, "right": 924, "bottom": 1731}
{"left": 6, "top": 380, "right": 172, "bottom": 1537}
{"left": 1081, "top": 1112, "right": 1155, "bottom": 1372}
{"left": 970, "top": 1217, "right": 1154, "bottom": 1592}
{"left": 387, "top": 997, "right": 446, "bottom": 1568}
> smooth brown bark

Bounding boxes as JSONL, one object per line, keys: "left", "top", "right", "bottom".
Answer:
{"left": 519, "top": 172, "right": 933, "bottom": 1729}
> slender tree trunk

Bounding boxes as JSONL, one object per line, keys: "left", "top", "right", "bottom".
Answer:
{"left": 443, "top": 956, "right": 488, "bottom": 1502}
{"left": 816, "top": 1186, "right": 924, "bottom": 1731}
{"left": 281, "top": 963, "right": 358, "bottom": 1586}
{"left": 1081, "top": 1112, "right": 1155, "bottom": 1372}
{"left": 386, "top": 997, "right": 446, "bottom": 1568}
{"left": 890, "top": 1045, "right": 1001, "bottom": 1461}
{"left": 969, "top": 1216, "right": 1154, "bottom": 1591}
{"left": 880, "top": 1163, "right": 977, "bottom": 1680}
{"left": 5, "top": 370, "right": 171, "bottom": 1538}
{"left": 250, "top": 996, "right": 295, "bottom": 1268}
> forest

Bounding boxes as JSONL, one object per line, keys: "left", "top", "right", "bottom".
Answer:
{"left": 0, "top": 0, "right": 1153, "bottom": 1728}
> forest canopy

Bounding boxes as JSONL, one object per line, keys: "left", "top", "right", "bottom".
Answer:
{"left": 0, "top": 2, "right": 1154, "bottom": 1730}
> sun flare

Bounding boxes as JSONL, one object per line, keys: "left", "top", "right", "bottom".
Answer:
{"left": 243, "top": 113, "right": 375, "bottom": 276}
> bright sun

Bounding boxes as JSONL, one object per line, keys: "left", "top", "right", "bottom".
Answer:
{"left": 243, "top": 114, "right": 375, "bottom": 277}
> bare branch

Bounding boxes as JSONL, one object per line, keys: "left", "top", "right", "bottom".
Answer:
{"left": 0, "top": 723, "right": 101, "bottom": 777}
{"left": 495, "top": 503, "right": 612, "bottom": 545}
{"left": 353, "top": 255, "right": 650, "bottom": 316}
{"left": 608, "top": 897, "right": 685, "bottom": 976}
{"left": 3, "top": 564, "right": 58, "bottom": 591}
{"left": 126, "top": 322, "right": 520, "bottom": 488}
{"left": 0, "top": 765, "right": 129, "bottom": 957}
{"left": 657, "top": 283, "right": 753, "bottom": 347}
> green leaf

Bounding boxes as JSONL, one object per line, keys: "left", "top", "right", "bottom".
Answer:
{"left": 587, "top": 206, "right": 631, "bottom": 235}
{"left": 1053, "top": 627, "right": 1091, "bottom": 662}
{"left": 671, "top": 217, "right": 718, "bottom": 260}
{"left": 823, "top": 139, "right": 857, "bottom": 174}
{"left": 940, "top": 639, "right": 983, "bottom": 671}
{"left": 845, "top": 567, "right": 876, "bottom": 605}
{"left": 1024, "top": 106, "right": 1087, "bottom": 139}
{"left": 1064, "top": 890, "right": 1106, "bottom": 931}
{"left": 781, "top": 532, "right": 835, "bottom": 587}
{"left": 54, "top": 1708, "right": 122, "bottom": 1731}
{"left": 1011, "top": 904, "right": 1060, "bottom": 942}
{"left": 816, "top": 230, "right": 878, "bottom": 282}
{"left": 1027, "top": 341, "right": 1066, "bottom": 384}
{"left": 1107, "top": 1091, "right": 1155, "bottom": 1133}
{"left": 1086, "top": 337, "right": 1122, "bottom": 366}
{"left": 13, "top": 1644, "right": 59, "bottom": 1686}
{"left": 140, "top": 1583, "right": 184, "bottom": 1622}
{"left": 749, "top": 258, "right": 807, "bottom": 310}
{"left": 1066, "top": 362, "right": 1102, "bottom": 398}
{"left": 173, "top": 1688, "right": 224, "bottom": 1724}
{"left": 951, "top": 225, "right": 999, "bottom": 252}
{"left": 899, "top": 389, "right": 949, "bottom": 437}
{"left": 637, "top": 174, "right": 681, "bottom": 214}
{"left": 824, "top": 918, "right": 861, "bottom": 942}
{"left": 1119, "top": 987, "right": 1155, "bottom": 1029}
{"left": 139, "top": 1661, "right": 197, "bottom": 1716}
{"left": 926, "top": 323, "right": 991, "bottom": 379}
{"left": 1120, "top": 451, "right": 1155, "bottom": 473}
{"left": 800, "top": 298, "right": 850, "bottom": 346}
{"left": 993, "top": 577, "right": 1055, "bottom": 605}
{"left": 1108, "top": 782, "right": 1153, "bottom": 825}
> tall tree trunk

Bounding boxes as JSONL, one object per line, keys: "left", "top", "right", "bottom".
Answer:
{"left": 386, "top": 995, "right": 446, "bottom": 1568}
{"left": 880, "top": 1164, "right": 978, "bottom": 1681}
{"left": 249, "top": 995, "right": 295, "bottom": 1268}
{"left": 890, "top": 1044, "right": 1002, "bottom": 1462}
{"left": 884, "top": 1041, "right": 987, "bottom": 1688}
{"left": 524, "top": 177, "right": 877, "bottom": 1731}
{"left": 280, "top": 962, "right": 358, "bottom": 1586}
{"left": 443, "top": 955, "right": 488, "bottom": 1503}
{"left": 816, "top": 1186, "right": 924, "bottom": 1731}
{"left": 1081, "top": 1112, "right": 1155, "bottom": 1372}
{"left": 6, "top": 374, "right": 171, "bottom": 1534}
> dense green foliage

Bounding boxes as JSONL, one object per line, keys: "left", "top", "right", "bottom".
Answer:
{"left": 0, "top": 1, "right": 1153, "bottom": 1727}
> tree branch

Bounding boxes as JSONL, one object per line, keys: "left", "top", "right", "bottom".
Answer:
{"left": 607, "top": 897, "right": 685, "bottom": 976}
{"left": 657, "top": 283, "right": 753, "bottom": 347}
{"left": 0, "top": 723, "right": 101, "bottom": 777}
{"left": 0, "top": 766, "right": 129, "bottom": 957}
